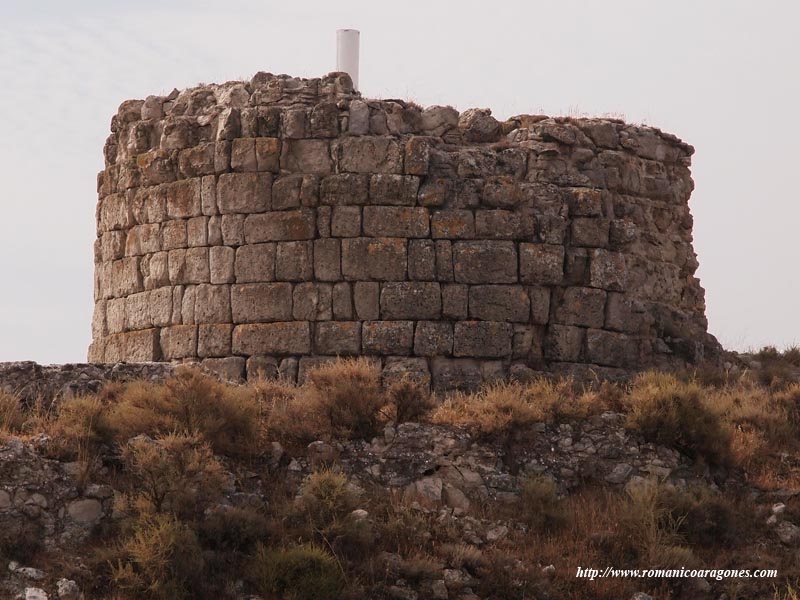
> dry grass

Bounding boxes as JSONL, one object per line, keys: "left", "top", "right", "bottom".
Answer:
{"left": 431, "top": 378, "right": 603, "bottom": 438}
{"left": 267, "top": 358, "right": 386, "bottom": 446}
{"left": 117, "top": 432, "right": 227, "bottom": 518}
{"left": 107, "top": 369, "right": 262, "bottom": 457}
{"left": 248, "top": 543, "right": 345, "bottom": 600}
{"left": 3, "top": 358, "right": 800, "bottom": 599}
{"left": 385, "top": 376, "right": 434, "bottom": 424}
{"left": 0, "top": 391, "right": 25, "bottom": 434}
{"left": 110, "top": 515, "right": 204, "bottom": 600}
{"left": 624, "top": 372, "right": 732, "bottom": 466}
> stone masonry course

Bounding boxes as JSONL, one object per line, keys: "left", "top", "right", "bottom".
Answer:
{"left": 89, "top": 71, "right": 719, "bottom": 390}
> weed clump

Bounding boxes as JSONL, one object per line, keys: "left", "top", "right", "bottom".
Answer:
{"left": 110, "top": 515, "right": 204, "bottom": 600}
{"left": 517, "top": 475, "right": 568, "bottom": 532}
{"left": 0, "top": 391, "right": 25, "bottom": 434}
{"left": 624, "top": 372, "right": 731, "bottom": 466}
{"left": 248, "top": 544, "right": 345, "bottom": 600}
{"left": 617, "top": 479, "right": 697, "bottom": 569}
{"left": 386, "top": 376, "right": 434, "bottom": 424}
{"left": 268, "top": 358, "right": 385, "bottom": 445}
{"left": 108, "top": 368, "right": 261, "bottom": 456}
{"left": 119, "top": 432, "right": 227, "bottom": 518}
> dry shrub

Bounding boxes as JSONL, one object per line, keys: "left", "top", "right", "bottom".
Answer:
{"left": 299, "top": 469, "right": 360, "bottom": 530}
{"left": 374, "top": 491, "right": 435, "bottom": 556}
{"left": 110, "top": 514, "right": 204, "bottom": 600}
{"left": 440, "top": 543, "right": 484, "bottom": 573}
{"left": 432, "top": 378, "right": 597, "bottom": 438}
{"left": 120, "top": 432, "right": 227, "bottom": 518}
{"left": 624, "top": 372, "right": 731, "bottom": 466}
{"left": 386, "top": 376, "right": 434, "bottom": 424}
{"left": 198, "top": 506, "right": 270, "bottom": 555}
{"left": 305, "top": 358, "right": 384, "bottom": 440}
{"left": 49, "top": 395, "right": 113, "bottom": 450}
{"left": 618, "top": 479, "right": 697, "bottom": 569}
{"left": 248, "top": 543, "right": 345, "bottom": 600}
{"left": 474, "top": 549, "right": 543, "bottom": 600}
{"left": 46, "top": 395, "right": 113, "bottom": 485}
{"left": 399, "top": 554, "right": 443, "bottom": 583}
{"left": 516, "top": 475, "right": 568, "bottom": 532}
{"left": 432, "top": 382, "right": 540, "bottom": 438}
{"left": 108, "top": 368, "right": 261, "bottom": 456}
{"left": 754, "top": 346, "right": 800, "bottom": 389}
{"left": 269, "top": 358, "right": 385, "bottom": 445}
{"left": 0, "top": 391, "right": 25, "bottom": 434}
{"left": 656, "top": 484, "right": 744, "bottom": 548}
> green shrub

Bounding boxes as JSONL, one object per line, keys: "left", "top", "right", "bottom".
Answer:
{"left": 249, "top": 544, "right": 345, "bottom": 600}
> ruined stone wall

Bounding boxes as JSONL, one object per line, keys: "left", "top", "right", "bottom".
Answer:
{"left": 90, "top": 72, "right": 717, "bottom": 389}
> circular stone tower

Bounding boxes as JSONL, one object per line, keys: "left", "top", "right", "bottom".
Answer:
{"left": 90, "top": 72, "right": 719, "bottom": 389}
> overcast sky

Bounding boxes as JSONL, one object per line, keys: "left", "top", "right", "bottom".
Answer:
{"left": 0, "top": 0, "right": 797, "bottom": 363}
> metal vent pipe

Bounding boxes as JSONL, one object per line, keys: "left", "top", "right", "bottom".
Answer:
{"left": 336, "top": 29, "right": 360, "bottom": 91}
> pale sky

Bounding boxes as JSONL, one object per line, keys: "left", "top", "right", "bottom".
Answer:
{"left": 0, "top": 0, "right": 797, "bottom": 363}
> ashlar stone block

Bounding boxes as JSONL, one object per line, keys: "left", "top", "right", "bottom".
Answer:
{"left": 280, "top": 139, "right": 332, "bottom": 175}
{"left": 362, "top": 321, "right": 414, "bottom": 355}
{"left": 519, "top": 243, "right": 564, "bottom": 285}
{"left": 231, "top": 283, "right": 292, "bottom": 323}
{"left": 469, "top": 285, "right": 530, "bottom": 322}
{"left": 275, "top": 241, "right": 313, "bottom": 281}
{"left": 414, "top": 321, "right": 453, "bottom": 356}
{"left": 353, "top": 282, "right": 380, "bottom": 320}
{"left": 363, "top": 206, "right": 429, "bottom": 238}
{"left": 315, "top": 322, "right": 361, "bottom": 355}
{"left": 314, "top": 239, "right": 341, "bottom": 281}
{"left": 342, "top": 237, "right": 407, "bottom": 281}
{"left": 232, "top": 322, "right": 312, "bottom": 355}
{"left": 336, "top": 136, "right": 403, "bottom": 174}
{"left": 431, "top": 210, "right": 475, "bottom": 239}
{"left": 380, "top": 282, "right": 441, "bottom": 320}
{"left": 235, "top": 243, "right": 275, "bottom": 283}
{"left": 544, "top": 324, "right": 584, "bottom": 362}
{"left": 368, "top": 174, "right": 419, "bottom": 205}
{"left": 453, "top": 241, "right": 517, "bottom": 284}
{"left": 320, "top": 174, "right": 368, "bottom": 205}
{"left": 217, "top": 172, "right": 271, "bottom": 214}
{"left": 331, "top": 206, "right": 361, "bottom": 237}
{"left": 293, "top": 282, "right": 333, "bottom": 321}
{"left": 198, "top": 324, "right": 233, "bottom": 357}
{"left": 555, "top": 287, "right": 607, "bottom": 328}
{"left": 453, "top": 321, "right": 513, "bottom": 358}
{"left": 244, "top": 209, "right": 316, "bottom": 243}
{"left": 160, "top": 325, "right": 197, "bottom": 359}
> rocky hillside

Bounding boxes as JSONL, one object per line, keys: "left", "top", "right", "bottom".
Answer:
{"left": 2, "top": 351, "right": 800, "bottom": 600}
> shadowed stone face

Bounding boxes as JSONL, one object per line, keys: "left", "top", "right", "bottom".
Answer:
{"left": 91, "top": 72, "right": 717, "bottom": 388}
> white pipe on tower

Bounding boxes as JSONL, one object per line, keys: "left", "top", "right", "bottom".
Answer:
{"left": 336, "top": 29, "right": 360, "bottom": 91}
